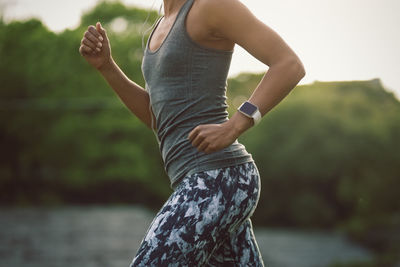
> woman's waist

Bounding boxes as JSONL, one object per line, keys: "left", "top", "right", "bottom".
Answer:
{"left": 156, "top": 116, "right": 228, "bottom": 142}
{"left": 162, "top": 138, "right": 252, "bottom": 173}
{"left": 166, "top": 144, "right": 254, "bottom": 189}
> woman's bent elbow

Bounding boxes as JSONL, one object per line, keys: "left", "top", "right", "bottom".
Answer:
{"left": 281, "top": 56, "right": 306, "bottom": 82}
{"left": 298, "top": 61, "right": 306, "bottom": 79}
{"left": 292, "top": 58, "right": 306, "bottom": 81}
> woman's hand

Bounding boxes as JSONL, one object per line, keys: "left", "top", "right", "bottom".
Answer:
{"left": 188, "top": 112, "right": 254, "bottom": 154}
{"left": 188, "top": 122, "right": 237, "bottom": 154}
{"left": 79, "top": 22, "right": 112, "bottom": 70}
{"left": 188, "top": 116, "right": 252, "bottom": 153}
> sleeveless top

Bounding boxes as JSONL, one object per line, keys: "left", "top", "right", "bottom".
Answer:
{"left": 141, "top": 0, "right": 254, "bottom": 189}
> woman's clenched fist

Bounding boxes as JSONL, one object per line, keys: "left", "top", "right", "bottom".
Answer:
{"left": 79, "top": 22, "right": 112, "bottom": 70}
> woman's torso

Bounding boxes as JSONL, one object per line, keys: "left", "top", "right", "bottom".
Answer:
{"left": 142, "top": 0, "right": 254, "bottom": 188}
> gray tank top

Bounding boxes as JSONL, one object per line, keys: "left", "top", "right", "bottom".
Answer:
{"left": 142, "top": 0, "right": 253, "bottom": 188}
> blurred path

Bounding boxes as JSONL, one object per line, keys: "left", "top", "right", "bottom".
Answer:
{"left": 0, "top": 206, "right": 372, "bottom": 267}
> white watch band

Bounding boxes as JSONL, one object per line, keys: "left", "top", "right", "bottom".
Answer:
{"left": 253, "top": 109, "right": 262, "bottom": 125}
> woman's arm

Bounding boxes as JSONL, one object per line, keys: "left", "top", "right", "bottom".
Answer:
{"left": 188, "top": 0, "right": 305, "bottom": 153}
{"left": 79, "top": 22, "right": 156, "bottom": 130}
{"left": 98, "top": 59, "right": 155, "bottom": 130}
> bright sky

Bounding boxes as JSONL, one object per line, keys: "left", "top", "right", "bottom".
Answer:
{"left": 2, "top": 0, "right": 400, "bottom": 98}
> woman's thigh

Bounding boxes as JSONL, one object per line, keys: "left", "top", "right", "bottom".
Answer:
{"left": 130, "top": 162, "right": 261, "bottom": 267}
{"left": 207, "top": 218, "right": 264, "bottom": 267}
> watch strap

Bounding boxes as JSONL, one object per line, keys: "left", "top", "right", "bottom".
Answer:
{"left": 253, "top": 109, "right": 262, "bottom": 125}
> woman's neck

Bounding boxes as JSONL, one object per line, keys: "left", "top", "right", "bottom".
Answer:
{"left": 163, "top": 0, "right": 186, "bottom": 17}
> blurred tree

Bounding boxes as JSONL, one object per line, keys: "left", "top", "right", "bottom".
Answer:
{"left": 0, "top": 2, "right": 169, "bottom": 207}
{"left": 227, "top": 74, "right": 400, "bottom": 259}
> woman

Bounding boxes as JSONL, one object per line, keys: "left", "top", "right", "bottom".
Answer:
{"left": 79, "top": 0, "right": 305, "bottom": 265}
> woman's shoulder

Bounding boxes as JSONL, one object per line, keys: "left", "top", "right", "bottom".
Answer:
{"left": 192, "top": 0, "right": 254, "bottom": 39}
{"left": 194, "top": 0, "right": 245, "bottom": 15}
{"left": 193, "top": 0, "right": 263, "bottom": 48}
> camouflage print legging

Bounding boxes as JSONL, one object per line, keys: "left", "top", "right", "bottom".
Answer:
{"left": 130, "top": 162, "right": 264, "bottom": 267}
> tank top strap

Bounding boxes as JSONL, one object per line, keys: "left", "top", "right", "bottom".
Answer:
{"left": 173, "top": 0, "right": 195, "bottom": 33}
{"left": 145, "top": 0, "right": 194, "bottom": 54}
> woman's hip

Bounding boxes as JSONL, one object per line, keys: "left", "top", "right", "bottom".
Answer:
{"left": 175, "top": 161, "right": 261, "bottom": 223}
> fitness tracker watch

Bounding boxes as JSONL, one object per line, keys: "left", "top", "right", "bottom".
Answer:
{"left": 237, "top": 101, "right": 262, "bottom": 125}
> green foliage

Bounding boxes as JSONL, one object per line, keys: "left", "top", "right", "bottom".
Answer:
{"left": 0, "top": 2, "right": 169, "bottom": 207}
{"left": 227, "top": 74, "right": 400, "bottom": 256}
{"left": 80, "top": 0, "right": 155, "bottom": 26}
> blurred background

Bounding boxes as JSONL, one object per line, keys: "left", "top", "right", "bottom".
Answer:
{"left": 0, "top": 0, "right": 399, "bottom": 266}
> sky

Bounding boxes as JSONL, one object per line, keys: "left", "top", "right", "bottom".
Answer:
{"left": 1, "top": 0, "right": 400, "bottom": 98}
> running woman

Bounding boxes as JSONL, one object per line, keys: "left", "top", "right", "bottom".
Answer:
{"left": 79, "top": 0, "right": 305, "bottom": 265}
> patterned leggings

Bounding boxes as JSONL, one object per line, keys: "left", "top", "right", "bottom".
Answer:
{"left": 130, "top": 162, "right": 264, "bottom": 266}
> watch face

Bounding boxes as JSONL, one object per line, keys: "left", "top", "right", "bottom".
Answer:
{"left": 240, "top": 102, "right": 257, "bottom": 115}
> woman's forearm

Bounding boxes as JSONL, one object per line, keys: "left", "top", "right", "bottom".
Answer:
{"left": 249, "top": 57, "right": 305, "bottom": 116}
{"left": 227, "top": 56, "right": 306, "bottom": 137}
{"left": 98, "top": 58, "right": 156, "bottom": 130}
